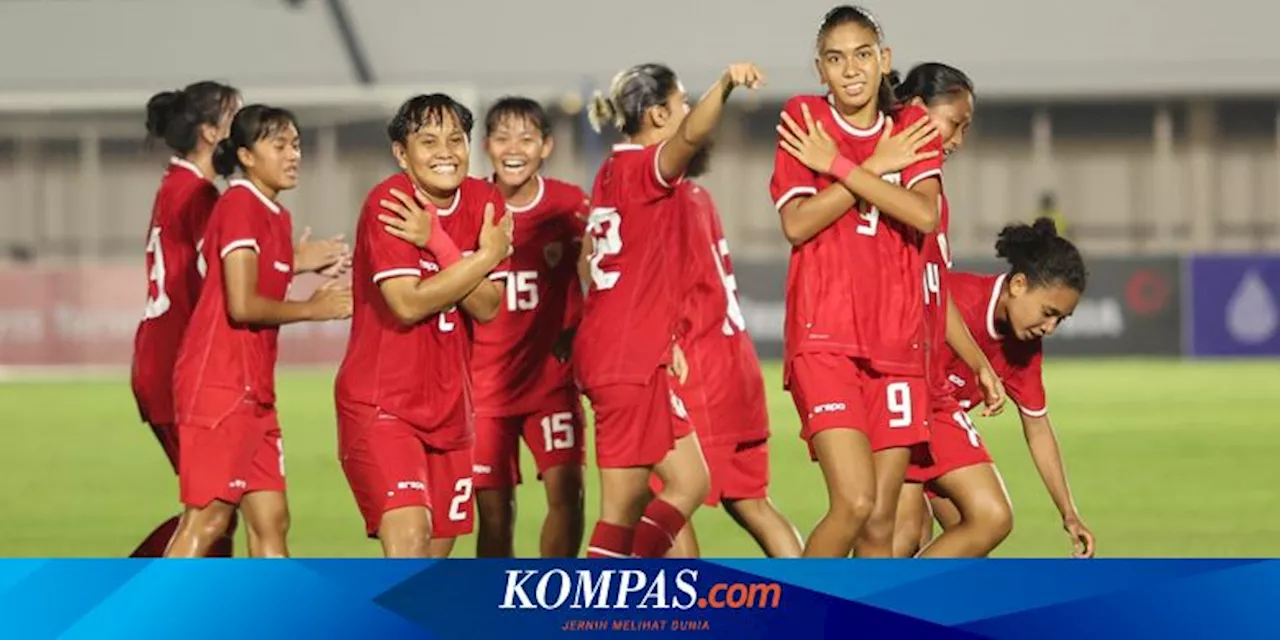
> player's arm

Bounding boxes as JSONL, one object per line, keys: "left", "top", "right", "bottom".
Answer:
{"left": 777, "top": 103, "right": 942, "bottom": 234}
{"left": 379, "top": 205, "right": 512, "bottom": 326}
{"left": 1020, "top": 412, "right": 1096, "bottom": 557}
{"left": 458, "top": 274, "right": 503, "bottom": 323}
{"left": 223, "top": 249, "right": 350, "bottom": 325}
{"left": 778, "top": 185, "right": 858, "bottom": 246}
{"left": 946, "top": 298, "right": 1007, "bottom": 416}
{"left": 657, "top": 63, "right": 764, "bottom": 183}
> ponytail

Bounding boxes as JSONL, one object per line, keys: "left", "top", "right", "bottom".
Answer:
{"left": 589, "top": 63, "right": 680, "bottom": 136}
{"left": 995, "top": 217, "right": 1087, "bottom": 292}
{"left": 143, "top": 81, "right": 240, "bottom": 155}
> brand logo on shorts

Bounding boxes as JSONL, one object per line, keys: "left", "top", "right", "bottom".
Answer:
{"left": 949, "top": 374, "right": 967, "bottom": 388}
{"left": 473, "top": 464, "right": 493, "bottom": 475}
{"left": 669, "top": 391, "right": 689, "bottom": 420}
{"left": 811, "top": 402, "right": 847, "bottom": 416}
{"left": 396, "top": 480, "right": 425, "bottom": 492}
{"left": 228, "top": 479, "right": 247, "bottom": 489}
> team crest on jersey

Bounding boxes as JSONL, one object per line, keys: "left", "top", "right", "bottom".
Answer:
{"left": 543, "top": 241, "right": 564, "bottom": 267}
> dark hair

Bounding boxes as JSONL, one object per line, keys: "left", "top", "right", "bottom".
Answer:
{"left": 894, "top": 63, "right": 974, "bottom": 105}
{"left": 817, "top": 5, "right": 895, "bottom": 114}
{"left": 144, "top": 81, "right": 239, "bottom": 155}
{"left": 589, "top": 63, "right": 680, "bottom": 136}
{"left": 212, "top": 104, "right": 300, "bottom": 178}
{"left": 996, "top": 217, "right": 1088, "bottom": 293}
{"left": 485, "top": 96, "right": 551, "bottom": 138}
{"left": 388, "top": 93, "right": 475, "bottom": 144}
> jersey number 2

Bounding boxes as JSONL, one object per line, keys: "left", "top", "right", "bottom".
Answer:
{"left": 586, "top": 207, "right": 622, "bottom": 290}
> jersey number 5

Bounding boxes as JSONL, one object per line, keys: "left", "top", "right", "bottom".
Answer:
{"left": 712, "top": 239, "right": 747, "bottom": 335}
{"left": 586, "top": 207, "right": 622, "bottom": 290}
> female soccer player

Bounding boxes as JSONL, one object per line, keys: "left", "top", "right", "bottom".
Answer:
{"left": 336, "top": 94, "right": 514, "bottom": 559}
{"left": 130, "top": 81, "right": 240, "bottom": 558}
{"left": 897, "top": 218, "right": 1097, "bottom": 558}
{"left": 771, "top": 5, "right": 1004, "bottom": 557}
{"left": 578, "top": 61, "right": 763, "bottom": 558}
{"left": 471, "top": 97, "right": 587, "bottom": 558}
{"left": 164, "top": 105, "right": 353, "bottom": 558}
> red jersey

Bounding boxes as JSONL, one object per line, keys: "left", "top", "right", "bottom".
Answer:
{"left": 924, "top": 190, "right": 955, "bottom": 405}
{"left": 131, "top": 157, "right": 219, "bottom": 425}
{"left": 770, "top": 96, "right": 942, "bottom": 382}
{"left": 471, "top": 176, "right": 587, "bottom": 418}
{"left": 675, "top": 181, "right": 769, "bottom": 445}
{"left": 944, "top": 272, "right": 1049, "bottom": 417}
{"left": 334, "top": 173, "right": 480, "bottom": 448}
{"left": 576, "top": 143, "right": 685, "bottom": 388}
{"left": 173, "top": 180, "right": 294, "bottom": 427}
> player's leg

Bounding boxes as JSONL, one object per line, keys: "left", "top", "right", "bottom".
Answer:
{"left": 790, "top": 355, "right": 876, "bottom": 558}
{"left": 523, "top": 403, "right": 586, "bottom": 558}
{"left": 892, "top": 483, "right": 929, "bottom": 557}
{"left": 165, "top": 412, "right": 251, "bottom": 557}
{"left": 666, "top": 522, "right": 701, "bottom": 558}
{"left": 638, "top": 402, "right": 710, "bottom": 559}
{"left": 719, "top": 440, "right": 802, "bottom": 558}
{"left": 473, "top": 415, "right": 522, "bottom": 558}
{"left": 338, "top": 411, "right": 434, "bottom": 558}
{"left": 917, "top": 463, "right": 1013, "bottom": 558}
{"left": 930, "top": 494, "right": 962, "bottom": 530}
{"left": 856, "top": 373, "right": 930, "bottom": 558}
{"left": 586, "top": 374, "right": 683, "bottom": 559}
{"left": 237, "top": 409, "right": 290, "bottom": 558}
{"left": 426, "top": 446, "right": 475, "bottom": 559}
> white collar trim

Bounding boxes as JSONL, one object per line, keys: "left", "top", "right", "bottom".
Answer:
{"left": 228, "top": 179, "right": 280, "bottom": 214}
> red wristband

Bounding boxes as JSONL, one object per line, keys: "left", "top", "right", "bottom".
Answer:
{"left": 827, "top": 155, "right": 857, "bottom": 180}
{"left": 426, "top": 222, "right": 463, "bottom": 267}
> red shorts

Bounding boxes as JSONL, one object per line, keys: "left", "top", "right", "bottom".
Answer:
{"left": 473, "top": 394, "right": 586, "bottom": 490}
{"left": 650, "top": 438, "right": 769, "bottom": 507}
{"left": 177, "top": 400, "right": 286, "bottom": 509}
{"left": 586, "top": 367, "right": 692, "bottom": 469}
{"left": 337, "top": 404, "right": 475, "bottom": 539}
{"left": 906, "top": 399, "right": 993, "bottom": 485}
{"left": 789, "top": 353, "right": 929, "bottom": 459}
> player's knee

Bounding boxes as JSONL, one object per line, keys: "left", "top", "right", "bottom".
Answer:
{"left": 964, "top": 495, "right": 1013, "bottom": 544}
{"left": 829, "top": 490, "right": 875, "bottom": 529}
{"left": 189, "top": 507, "right": 234, "bottom": 541}
{"left": 543, "top": 469, "right": 585, "bottom": 514}
{"left": 477, "top": 491, "right": 514, "bottom": 527}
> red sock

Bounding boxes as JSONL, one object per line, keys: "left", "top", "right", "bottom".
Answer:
{"left": 631, "top": 499, "right": 687, "bottom": 558}
{"left": 130, "top": 516, "right": 181, "bottom": 558}
{"left": 586, "top": 522, "right": 634, "bottom": 558}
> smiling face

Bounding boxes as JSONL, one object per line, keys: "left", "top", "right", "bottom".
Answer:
{"left": 485, "top": 113, "right": 552, "bottom": 191}
{"left": 815, "top": 21, "right": 891, "bottom": 115}
{"left": 237, "top": 119, "right": 301, "bottom": 193}
{"left": 394, "top": 109, "right": 469, "bottom": 200}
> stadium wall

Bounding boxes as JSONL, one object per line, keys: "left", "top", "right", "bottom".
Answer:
{"left": 2, "top": 256, "right": 1277, "bottom": 373}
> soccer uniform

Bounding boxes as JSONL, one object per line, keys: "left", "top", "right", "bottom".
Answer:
{"left": 770, "top": 96, "right": 942, "bottom": 457}
{"left": 908, "top": 272, "right": 1049, "bottom": 485}
{"left": 131, "top": 157, "right": 219, "bottom": 469}
{"left": 576, "top": 143, "right": 692, "bottom": 469}
{"left": 650, "top": 181, "right": 771, "bottom": 505}
{"left": 471, "top": 175, "right": 588, "bottom": 490}
{"left": 335, "top": 173, "right": 505, "bottom": 538}
{"left": 172, "top": 180, "right": 293, "bottom": 508}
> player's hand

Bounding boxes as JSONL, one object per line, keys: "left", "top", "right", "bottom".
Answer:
{"left": 976, "top": 366, "right": 1007, "bottom": 417}
{"left": 478, "top": 202, "right": 514, "bottom": 263}
{"left": 307, "top": 279, "right": 353, "bottom": 321}
{"left": 777, "top": 103, "right": 839, "bottom": 175}
{"left": 294, "top": 226, "right": 349, "bottom": 274}
{"left": 378, "top": 189, "right": 434, "bottom": 248}
{"left": 669, "top": 343, "right": 689, "bottom": 385}
{"left": 553, "top": 329, "right": 575, "bottom": 363}
{"left": 1063, "top": 515, "right": 1096, "bottom": 558}
{"left": 721, "top": 63, "right": 766, "bottom": 91}
{"left": 864, "top": 116, "right": 941, "bottom": 176}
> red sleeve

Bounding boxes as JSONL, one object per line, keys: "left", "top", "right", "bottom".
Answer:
{"left": 215, "top": 191, "right": 265, "bottom": 259}
{"left": 769, "top": 98, "right": 820, "bottom": 211}
{"left": 364, "top": 196, "right": 425, "bottom": 284}
{"left": 1005, "top": 344, "right": 1048, "bottom": 417}
{"left": 897, "top": 106, "right": 944, "bottom": 189}
{"left": 629, "top": 142, "right": 681, "bottom": 202}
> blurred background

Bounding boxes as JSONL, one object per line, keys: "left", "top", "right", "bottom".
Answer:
{"left": 0, "top": 0, "right": 1277, "bottom": 557}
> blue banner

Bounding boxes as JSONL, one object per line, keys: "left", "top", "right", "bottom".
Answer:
{"left": 1188, "top": 254, "right": 1280, "bottom": 356}
{"left": 1, "top": 559, "right": 1277, "bottom": 639}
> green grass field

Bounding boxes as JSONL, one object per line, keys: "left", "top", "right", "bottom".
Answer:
{"left": 2, "top": 359, "right": 1277, "bottom": 558}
